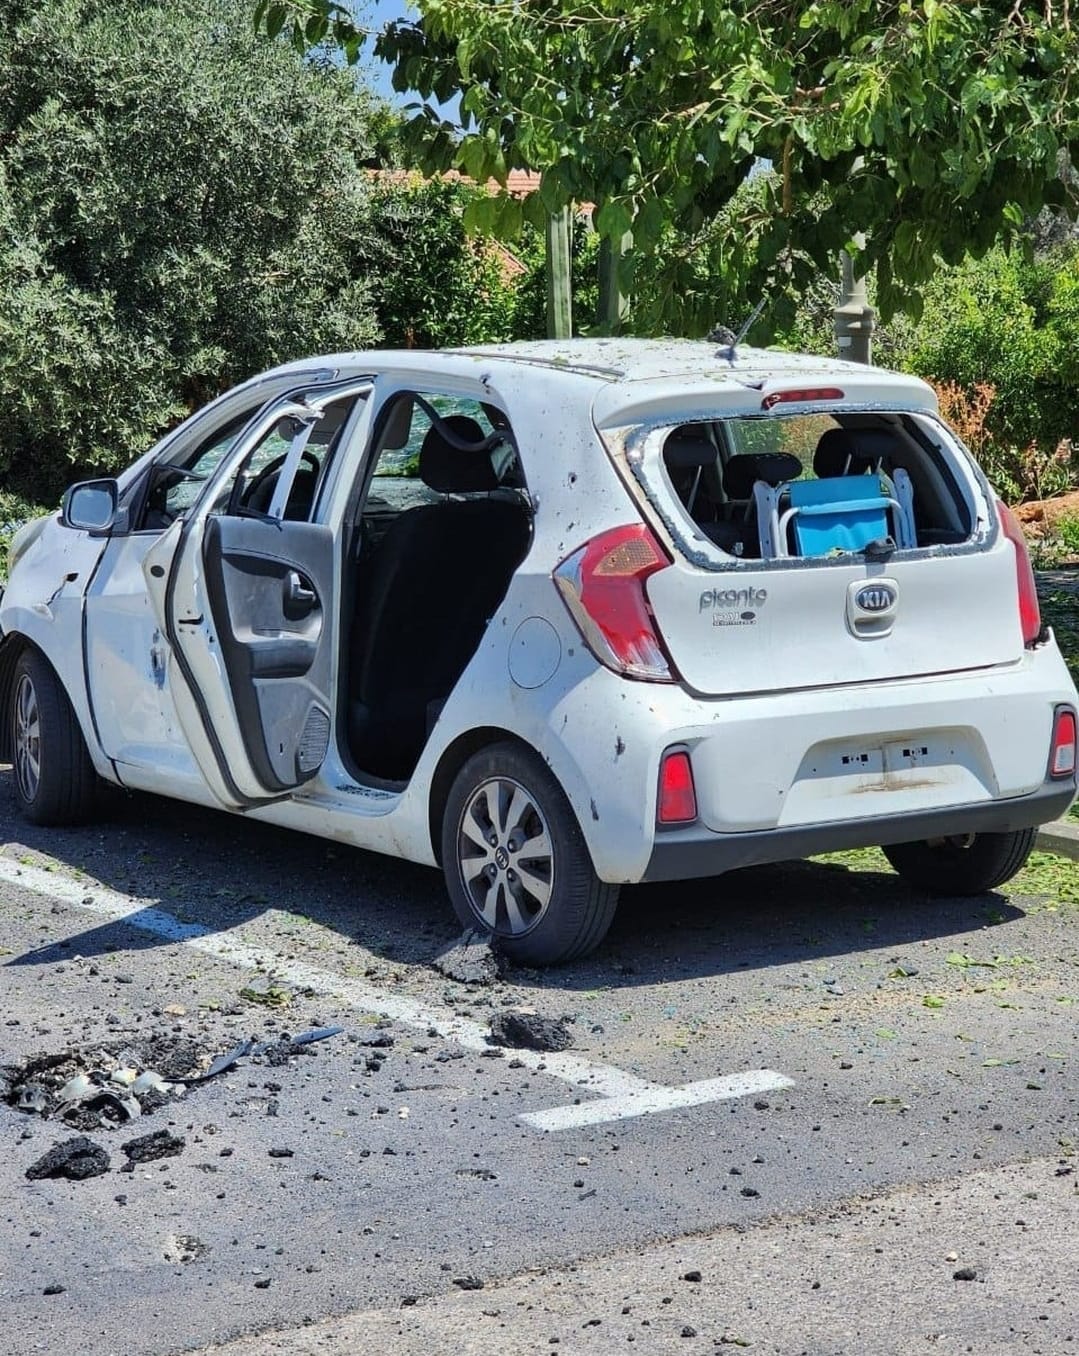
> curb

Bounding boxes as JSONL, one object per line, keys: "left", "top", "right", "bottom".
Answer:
{"left": 1036, "top": 817, "right": 1079, "bottom": 862}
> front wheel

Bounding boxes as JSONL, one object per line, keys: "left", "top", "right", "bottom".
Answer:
{"left": 10, "top": 649, "right": 100, "bottom": 825}
{"left": 882, "top": 828, "right": 1037, "bottom": 896}
{"left": 441, "top": 741, "right": 619, "bottom": 965}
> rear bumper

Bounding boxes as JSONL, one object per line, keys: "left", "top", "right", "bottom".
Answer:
{"left": 642, "top": 775, "right": 1077, "bottom": 882}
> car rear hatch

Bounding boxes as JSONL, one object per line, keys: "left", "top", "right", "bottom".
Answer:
{"left": 596, "top": 378, "right": 1031, "bottom": 699}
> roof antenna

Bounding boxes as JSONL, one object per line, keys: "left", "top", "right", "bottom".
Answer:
{"left": 708, "top": 296, "right": 767, "bottom": 366}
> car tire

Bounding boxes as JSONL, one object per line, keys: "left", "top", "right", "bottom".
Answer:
{"left": 441, "top": 741, "right": 620, "bottom": 965}
{"left": 882, "top": 828, "right": 1037, "bottom": 897}
{"left": 10, "top": 649, "right": 100, "bottom": 826}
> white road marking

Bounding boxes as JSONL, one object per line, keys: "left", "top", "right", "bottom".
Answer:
{"left": 0, "top": 855, "right": 794, "bottom": 1130}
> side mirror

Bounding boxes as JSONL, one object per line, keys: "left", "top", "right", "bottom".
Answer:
{"left": 62, "top": 479, "right": 119, "bottom": 534}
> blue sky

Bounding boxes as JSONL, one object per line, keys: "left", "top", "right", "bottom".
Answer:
{"left": 359, "top": 0, "right": 417, "bottom": 107}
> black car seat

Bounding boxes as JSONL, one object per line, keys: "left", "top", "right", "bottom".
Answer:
{"left": 347, "top": 415, "right": 531, "bottom": 780}
{"left": 701, "top": 451, "right": 802, "bottom": 556}
{"left": 662, "top": 425, "right": 719, "bottom": 521}
{"left": 813, "top": 427, "right": 899, "bottom": 478}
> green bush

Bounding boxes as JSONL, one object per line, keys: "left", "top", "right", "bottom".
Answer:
{"left": 358, "top": 177, "right": 522, "bottom": 348}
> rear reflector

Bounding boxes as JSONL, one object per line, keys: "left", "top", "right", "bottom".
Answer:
{"left": 657, "top": 749, "right": 697, "bottom": 824}
{"left": 761, "top": 387, "right": 845, "bottom": 410}
{"left": 554, "top": 524, "right": 676, "bottom": 681}
{"left": 996, "top": 501, "right": 1042, "bottom": 647}
{"left": 1050, "top": 708, "right": 1077, "bottom": 778}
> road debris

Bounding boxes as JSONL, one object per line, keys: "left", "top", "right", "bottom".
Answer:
{"left": 26, "top": 1136, "right": 110, "bottom": 1181}
{"left": 432, "top": 930, "right": 501, "bottom": 985}
{"left": 488, "top": 1012, "right": 573, "bottom": 1052}
{"left": 121, "top": 1129, "right": 186, "bottom": 1165}
{"left": 2, "top": 1026, "right": 345, "bottom": 1131}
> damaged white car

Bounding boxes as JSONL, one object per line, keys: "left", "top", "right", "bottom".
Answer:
{"left": 1, "top": 339, "right": 1076, "bottom": 963}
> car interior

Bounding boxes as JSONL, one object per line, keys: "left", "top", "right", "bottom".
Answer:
{"left": 661, "top": 413, "right": 973, "bottom": 559}
{"left": 343, "top": 392, "right": 533, "bottom": 782}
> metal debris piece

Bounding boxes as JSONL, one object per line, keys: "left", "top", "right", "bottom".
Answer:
{"left": 289, "top": 1025, "right": 344, "bottom": 1047}
{"left": 131, "top": 1070, "right": 174, "bottom": 1097}
{"left": 181, "top": 1039, "right": 255, "bottom": 1084}
{"left": 16, "top": 1084, "right": 50, "bottom": 1114}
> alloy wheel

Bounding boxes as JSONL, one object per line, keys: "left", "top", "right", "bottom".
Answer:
{"left": 13, "top": 672, "right": 41, "bottom": 804}
{"left": 456, "top": 776, "right": 554, "bottom": 937}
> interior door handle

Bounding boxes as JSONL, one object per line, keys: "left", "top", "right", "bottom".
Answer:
{"left": 284, "top": 570, "right": 317, "bottom": 611}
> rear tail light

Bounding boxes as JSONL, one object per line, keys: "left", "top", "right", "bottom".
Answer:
{"left": 554, "top": 524, "right": 677, "bottom": 681}
{"left": 996, "top": 501, "right": 1042, "bottom": 647}
{"left": 657, "top": 748, "right": 697, "bottom": 824}
{"left": 1049, "top": 707, "right": 1077, "bottom": 778}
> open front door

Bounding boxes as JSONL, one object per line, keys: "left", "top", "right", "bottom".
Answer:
{"left": 143, "top": 380, "right": 372, "bottom": 806}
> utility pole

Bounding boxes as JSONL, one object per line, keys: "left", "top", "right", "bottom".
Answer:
{"left": 596, "top": 230, "right": 632, "bottom": 335}
{"left": 545, "top": 207, "right": 573, "bottom": 339}
{"left": 834, "top": 241, "right": 875, "bottom": 364}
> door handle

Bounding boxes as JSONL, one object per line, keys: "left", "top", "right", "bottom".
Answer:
{"left": 284, "top": 570, "right": 317, "bottom": 611}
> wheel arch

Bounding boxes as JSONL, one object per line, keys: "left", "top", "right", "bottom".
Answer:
{"left": 0, "top": 632, "right": 31, "bottom": 763}
{"left": 0, "top": 632, "right": 112, "bottom": 784}
{"left": 427, "top": 727, "right": 552, "bottom": 866}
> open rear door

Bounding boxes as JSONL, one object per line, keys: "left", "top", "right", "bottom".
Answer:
{"left": 143, "top": 380, "right": 372, "bottom": 806}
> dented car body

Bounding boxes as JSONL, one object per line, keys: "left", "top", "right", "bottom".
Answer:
{"left": 1, "top": 339, "right": 1076, "bottom": 963}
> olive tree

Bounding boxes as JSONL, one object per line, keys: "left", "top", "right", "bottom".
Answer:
{"left": 0, "top": 0, "right": 381, "bottom": 500}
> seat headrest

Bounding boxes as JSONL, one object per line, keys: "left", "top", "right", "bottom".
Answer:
{"left": 814, "top": 427, "right": 898, "bottom": 478}
{"left": 663, "top": 426, "right": 717, "bottom": 472}
{"left": 419, "top": 415, "right": 500, "bottom": 493}
{"left": 723, "top": 451, "right": 802, "bottom": 499}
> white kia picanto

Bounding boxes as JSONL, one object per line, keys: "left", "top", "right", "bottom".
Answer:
{"left": 1, "top": 339, "right": 1076, "bottom": 963}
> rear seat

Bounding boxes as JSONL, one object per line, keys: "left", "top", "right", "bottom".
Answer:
{"left": 754, "top": 429, "right": 916, "bottom": 558}
{"left": 702, "top": 452, "right": 802, "bottom": 557}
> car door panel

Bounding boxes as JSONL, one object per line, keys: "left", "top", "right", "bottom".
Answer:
{"left": 202, "top": 514, "right": 334, "bottom": 791}
{"left": 141, "top": 379, "right": 373, "bottom": 806}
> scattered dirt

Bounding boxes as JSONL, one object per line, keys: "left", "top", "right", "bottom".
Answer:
{"left": 488, "top": 1012, "right": 573, "bottom": 1052}
{"left": 1015, "top": 489, "right": 1079, "bottom": 545}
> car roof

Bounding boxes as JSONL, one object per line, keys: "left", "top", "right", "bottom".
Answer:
{"left": 265, "top": 338, "right": 938, "bottom": 422}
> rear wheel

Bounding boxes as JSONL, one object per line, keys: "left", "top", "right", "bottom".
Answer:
{"left": 882, "top": 828, "right": 1037, "bottom": 896}
{"left": 441, "top": 741, "right": 619, "bottom": 965}
{"left": 10, "top": 649, "right": 99, "bottom": 825}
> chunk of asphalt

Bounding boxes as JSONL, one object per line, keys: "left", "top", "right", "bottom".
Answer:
{"left": 26, "top": 1137, "right": 111, "bottom": 1181}
{"left": 488, "top": 1012, "right": 573, "bottom": 1053}
{"left": 432, "top": 931, "right": 501, "bottom": 985}
{"left": 453, "top": 1276, "right": 485, "bottom": 1290}
{"left": 121, "top": 1129, "right": 186, "bottom": 1164}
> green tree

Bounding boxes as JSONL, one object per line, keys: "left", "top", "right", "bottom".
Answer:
{"left": 0, "top": 0, "right": 382, "bottom": 501}
{"left": 258, "top": 0, "right": 1079, "bottom": 333}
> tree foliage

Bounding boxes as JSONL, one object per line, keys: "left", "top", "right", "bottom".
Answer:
{"left": 259, "top": 0, "right": 1079, "bottom": 332}
{"left": 0, "top": 0, "right": 382, "bottom": 500}
{"left": 361, "top": 177, "right": 524, "bottom": 347}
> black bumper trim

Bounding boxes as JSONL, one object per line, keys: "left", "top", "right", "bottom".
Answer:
{"left": 641, "top": 778, "right": 1078, "bottom": 883}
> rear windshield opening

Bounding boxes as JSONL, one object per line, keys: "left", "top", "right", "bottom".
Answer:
{"left": 655, "top": 412, "right": 976, "bottom": 563}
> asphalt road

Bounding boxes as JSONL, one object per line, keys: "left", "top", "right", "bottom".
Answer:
{"left": 1, "top": 771, "right": 1077, "bottom": 1356}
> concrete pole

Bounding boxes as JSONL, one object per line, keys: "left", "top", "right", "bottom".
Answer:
{"left": 596, "top": 230, "right": 632, "bottom": 335}
{"left": 834, "top": 240, "right": 876, "bottom": 365}
{"left": 545, "top": 207, "right": 573, "bottom": 339}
